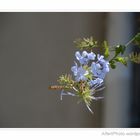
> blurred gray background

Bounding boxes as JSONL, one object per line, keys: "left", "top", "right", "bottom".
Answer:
{"left": 0, "top": 12, "right": 138, "bottom": 127}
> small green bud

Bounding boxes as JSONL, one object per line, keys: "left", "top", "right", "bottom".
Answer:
{"left": 115, "top": 57, "right": 127, "bottom": 66}
{"left": 110, "top": 60, "right": 116, "bottom": 69}
{"left": 115, "top": 45, "right": 126, "bottom": 55}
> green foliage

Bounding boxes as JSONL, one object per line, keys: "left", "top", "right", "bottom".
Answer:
{"left": 50, "top": 33, "right": 140, "bottom": 114}
{"left": 75, "top": 81, "right": 92, "bottom": 106}
{"left": 58, "top": 74, "right": 93, "bottom": 106}
{"left": 103, "top": 41, "right": 110, "bottom": 58}
{"left": 80, "top": 88, "right": 92, "bottom": 106}
{"left": 129, "top": 52, "right": 140, "bottom": 64}
{"left": 133, "top": 33, "right": 140, "bottom": 47}
{"left": 115, "top": 57, "right": 127, "bottom": 66}
{"left": 74, "top": 36, "right": 98, "bottom": 50}
{"left": 115, "top": 45, "right": 126, "bottom": 55}
{"left": 109, "top": 60, "right": 116, "bottom": 69}
{"left": 58, "top": 74, "right": 74, "bottom": 86}
{"left": 109, "top": 45, "right": 127, "bottom": 68}
{"left": 85, "top": 73, "right": 92, "bottom": 80}
{"left": 73, "top": 33, "right": 140, "bottom": 69}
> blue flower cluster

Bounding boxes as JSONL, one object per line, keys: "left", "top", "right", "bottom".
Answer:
{"left": 71, "top": 51, "right": 110, "bottom": 87}
{"left": 60, "top": 51, "right": 110, "bottom": 113}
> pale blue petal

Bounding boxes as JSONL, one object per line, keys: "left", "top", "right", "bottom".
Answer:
{"left": 71, "top": 66, "right": 77, "bottom": 76}
{"left": 75, "top": 51, "right": 81, "bottom": 61}
{"left": 82, "top": 51, "right": 88, "bottom": 57}
{"left": 88, "top": 52, "right": 96, "bottom": 60}
{"left": 97, "top": 54, "right": 104, "bottom": 61}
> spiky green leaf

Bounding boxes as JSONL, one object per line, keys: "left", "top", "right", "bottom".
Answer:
{"left": 74, "top": 36, "right": 98, "bottom": 50}
{"left": 58, "top": 74, "right": 74, "bottom": 86}
{"left": 129, "top": 52, "right": 140, "bottom": 64}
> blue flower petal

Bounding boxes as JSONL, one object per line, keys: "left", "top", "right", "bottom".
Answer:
{"left": 87, "top": 52, "right": 96, "bottom": 60}
{"left": 75, "top": 51, "right": 81, "bottom": 61}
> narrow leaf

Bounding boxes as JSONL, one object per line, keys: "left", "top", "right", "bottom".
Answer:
{"left": 103, "top": 41, "right": 109, "bottom": 58}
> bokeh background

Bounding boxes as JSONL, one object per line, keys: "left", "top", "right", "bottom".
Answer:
{"left": 0, "top": 12, "right": 140, "bottom": 127}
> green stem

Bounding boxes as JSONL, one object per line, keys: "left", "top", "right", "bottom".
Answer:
{"left": 109, "top": 34, "right": 137, "bottom": 63}
{"left": 125, "top": 35, "right": 136, "bottom": 47}
{"left": 109, "top": 54, "right": 117, "bottom": 63}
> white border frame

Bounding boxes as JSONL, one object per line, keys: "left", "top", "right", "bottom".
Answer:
{"left": 0, "top": 0, "right": 140, "bottom": 12}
